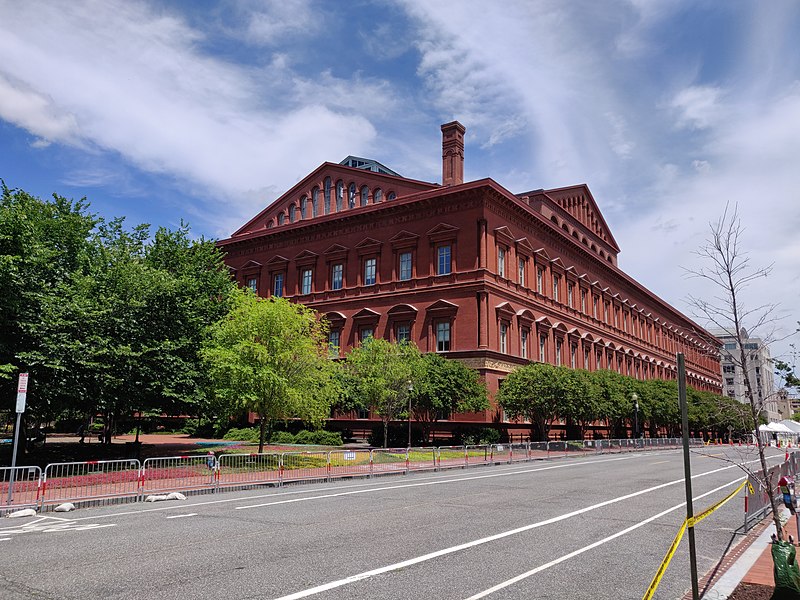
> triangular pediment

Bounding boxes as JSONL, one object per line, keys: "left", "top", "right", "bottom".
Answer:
{"left": 293, "top": 250, "right": 318, "bottom": 261}
{"left": 355, "top": 237, "right": 382, "bottom": 249}
{"left": 426, "top": 299, "right": 459, "bottom": 314}
{"left": 494, "top": 226, "right": 515, "bottom": 245}
{"left": 426, "top": 223, "right": 459, "bottom": 240}
{"left": 533, "top": 248, "right": 551, "bottom": 262}
{"left": 540, "top": 184, "right": 620, "bottom": 253}
{"left": 389, "top": 230, "right": 420, "bottom": 244}
{"left": 241, "top": 260, "right": 262, "bottom": 269}
{"left": 352, "top": 307, "right": 381, "bottom": 321}
{"left": 266, "top": 255, "right": 289, "bottom": 266}
{"left": 323, "top": 243, "right": 348, "bottom": 255}
{"left": 515, "top": 237, "right": 534, "bottom": 256}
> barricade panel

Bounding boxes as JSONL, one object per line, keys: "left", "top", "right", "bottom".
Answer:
{"left": 371, "top": 449, "right": 409, "bottom": 475}
{"left": 529, "top": 441, "right": 548, "bottom": 459}
{"left": 436, "top": 446, "right": 466, "bottom": 470}
{"left": 547, "top": 441, "right": 567, "bottom": 458}
{"left": 0, "top": 466, "right": 41, "bottom": 510}
{"left": 465, "top": 445, "right": 490, "bottom": 465}
{"left": 407, "top": 447, "right": 437, "bottom": 472}
{"left": 508, "top": 443, "right": 529, "bottom": 462}
{"left": 141, "top": 456, "right": 215, "bottom": 495}
{"left": 43, "top": 460, "right": 140, "bottom": 506}
{"left": 489, "top": 444, "right": 511, "bottom": 464}
{"left": 328, "top": 450, "right": 373, "bottom": 479}
{"left": 281, "top": 451, "right": 329, "bottom": 483}
{"left": 217, "top": 453, "right": 280, "bottom": 489}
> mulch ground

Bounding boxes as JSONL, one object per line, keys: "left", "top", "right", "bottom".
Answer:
{"left": 727, "top": 582, "right": 775, "bottom": 599}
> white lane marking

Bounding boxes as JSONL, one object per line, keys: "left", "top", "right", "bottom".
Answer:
{"left": 463, "top": 477, "right": 743, "bottom": 599}
{"left": 166, "top": 513, "right": 197, "bottom": 519}
{"left": 649, "top": 460, "right": 669, "bottom": 465}
{"left": 236, "top": 456, "right": 639, "bottom": 511}
{"left": 0, "top": 537, "right": 11, "bottom": 541}
{"left": 267, "top": 460, "right": 756, "bottom": 600}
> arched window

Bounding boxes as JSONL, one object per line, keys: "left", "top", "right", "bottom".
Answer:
{"left": 373, "top": 188, "right": 383, "bottom": 203}
{"left": 311, "top": 187, "right": 319, "bottom": 217}
{"left": 360, "top": 185, "right": 369, "bottom": 206}
{"left": 299, "top": 195, "right": 307, "bottom": 219}
{"left": 348, "top": 183, "right": 357, "bottom": 209}
{"left": 267, "top": 220, "right": 274, "bottom": 229}
{"left": 324, "top": 177, "right": 332, "bottom": 214}
{"left": 336, "top": 180, "right": 344, "bottom": 212}
{"left": 289, "top": 205, "right": 296, "bottom": 223}
{"left": 387, "top": 191, "right": 396, "bottom": 200}
{"left": 278, "top": 213, "right": 285, "bottom": 226}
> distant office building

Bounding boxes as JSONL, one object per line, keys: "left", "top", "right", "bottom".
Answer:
{"left": 776, "top": 389, "right": 800, "bottom": 420}
{"left": 219, "top": 122, "right": 722, "bottom": 436}
{"left": 713, "top": 328, "right": 778, "bottom": 421}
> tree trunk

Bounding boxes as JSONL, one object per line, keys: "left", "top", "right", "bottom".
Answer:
{"left": 383, "top": 418, "right": 389, "bottom": 448}
{"left": 258, "top": 416, "right": 266, "bottom": 454}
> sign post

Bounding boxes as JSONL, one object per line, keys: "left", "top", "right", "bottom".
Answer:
{"left": 7, "top": 373, "right": 28, "bottom": 506}
{"left": 678, "top": 354, "right": 699, "bottom": 600}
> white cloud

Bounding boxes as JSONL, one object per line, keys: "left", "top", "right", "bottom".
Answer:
{"left": 0, "top": 0, "right": 380, "bottom": 227}
{"left": 670, "top": 85, "right": 724, "bottom": 130}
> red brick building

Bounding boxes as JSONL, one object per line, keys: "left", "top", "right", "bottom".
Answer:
{"left": 218, "top": 122, "right": 722, "bottom": 436}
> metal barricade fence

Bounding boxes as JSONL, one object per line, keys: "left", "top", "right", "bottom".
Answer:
{"left": 529, "top": 441, "right": 548, "bottom": 459}
{"left": 509, "top": 443, "right": 529, "bottom": 462}
{"left": 489, "top": 444, "right": 512, "bottom": 464}
{"left": 281, "top": 451, "right": 329, "bottom": 483}
{"left": 407, "top": 447, "right": 437, "bottom": 472}
{"left": 465, "top": 445, "right": 491, "bottom": 466}
{"left": 745, "top": 461, "right": 790, "bottom": 531}
{"left": 1, "top": 466, "right": 41, "bottom": 510}
{"left": 328, "top": 449, "right": 373, "bottom": 479}
{"left": 436, "top": 446, "right": 467, "bottom": 470}
{"left": 42, "top": 460, "right": 141, "bottom": 507}
{"left": 217, "top": 453, "right": 281, "bottom": 489}
{"left": 371, "top": 448, "right": 410, "bottom": 475}
{"left": 547, "top": 441, "right": 567, "bottom": 458}
{"left": 141, "top": 456, "right": 215, "bottom": 496}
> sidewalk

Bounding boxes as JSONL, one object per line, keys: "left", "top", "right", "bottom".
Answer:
{"left": 698, "top": 510, "right": 798, "bottom": 599}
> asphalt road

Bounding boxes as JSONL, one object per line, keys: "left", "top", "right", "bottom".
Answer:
{"left": 0, "top": 445, "right": 784, "bottom": 600}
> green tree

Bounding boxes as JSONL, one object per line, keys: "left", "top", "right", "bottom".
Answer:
{"left": 202, "top": 291, "right": 337, "bottom": 452}
{"left": 497, "top": 362, "right": 564, "bottom": 441}
{"left": 344, "top": 338, "right": 423, "bottom": 447}
{"left": 413, "top": 353, "right": 489, "bottom": 442}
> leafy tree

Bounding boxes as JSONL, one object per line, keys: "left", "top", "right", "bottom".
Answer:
{"left": 343, "top": 338, "right": 423, "bottom": 447}
{"left": 413, "top": 353, "right": 489, "bottom": 442}
{"left": 202, "top": 291, "right": 337, "bottom": 452}
{"left": 589, "top": 369, "right": 632, "bottom": 438}
{"left": 559, "top": 368, "right": 597, "bottom": 439}
{"left": 497, "top": 362, "right": 564, "bottom": 441}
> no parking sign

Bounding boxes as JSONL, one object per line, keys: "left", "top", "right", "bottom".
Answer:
{"left": 16, "top": 372, "right": 29, "bottom": 413}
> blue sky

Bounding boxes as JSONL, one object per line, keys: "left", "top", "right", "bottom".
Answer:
{"left": 1, "top": 1, "right": 798, "bottom": 367}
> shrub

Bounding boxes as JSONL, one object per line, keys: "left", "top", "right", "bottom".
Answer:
{"left": 223, "top": 427, "right": 260, "bottom": 443}
{"left": 270, "top": 431, "right": 296, "bottom": 444}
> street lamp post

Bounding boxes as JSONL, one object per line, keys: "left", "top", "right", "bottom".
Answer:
{"left": 632, "top": 392, "right": 639, "bottom": 445}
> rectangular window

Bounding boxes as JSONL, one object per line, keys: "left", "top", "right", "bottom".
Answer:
{"left": 584, "top": 347, "right": 590, "bottom": 369}
{"left": 301, "top": 269, "right": 312, "bottom": 295}
{"left": 723, "top": 365, "right": 735, "bottom": 374}
{"left": 518, "top": 258, "right": 525, "bottom": 286}
{"left": 399, "top": 251, "right": 412, "bottom": 281}
{"left": 539, "top": 335, "right": 547, "bottom": 362}
{"left": 553, "top": 275, "right": 560, "bottom": 302}
{"left": 246, "top": 277, "right": 257, "bottom": 293}
{"left": 436, "top": 321, "right": 451, "bottom": 352}
{"left": 567, "top": 284, "right": 573, "bottom": 307}
{"left": 604, "top": 302, "right": 609, "bottom": 323}
{"left": 328, "top": 330, "right": 340, "bottom": 357}
{"left": 500, "top": 323, "right": 508, "bottom": 353}
{"left": 623, "top": 312, "right": 628, "bottom": 332}
{"left": 331, "top": 263, "right": 343, "bottom": 290}
{"left": 555, "top": 338, "right": 562, "bottom": 366}
{"left": 581, "top": 289, "right": 586, "bottom": 313}
{"left": 437, "top": 245, "right": 452, "bottom": 275}
{"left": 536, "top": 268, "right": 543, "bottom": 293}
{"left": 396, "top": 323, "right": 410, "bottom": 342}
{"left": 360, "top": 328, "right": 373, "bottom": 342}
{"left": 521, "top": 329, "right": 528, "bottom": 359}
{"left": 571, "top": 344, "right": 577, "bottom": 368}
{"left": 498, "top": 247, "right": 506, "bottom": 278}
{"left": 364, "top": 258, "right": 376, "bottom": 286}
{"left": 273, "top": 273, "right": 284, "bottom": 297}
{"left": 726, "top": 378, "right": 734, "bottom": 386}
{"left": 593, "top": 296, "right": 598, "bottom": 318}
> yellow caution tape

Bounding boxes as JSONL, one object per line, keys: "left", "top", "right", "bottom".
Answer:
{"left": 688, "top": 480, "right": 747, "bottom": 528}
{"left": 642, "top": 479, "right": 747, "bottom": 600}
{"left": 643, "top": 519, "right": 687, "bottom": 600}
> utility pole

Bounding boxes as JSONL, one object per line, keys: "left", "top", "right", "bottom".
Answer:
{"left": 678, "top": 354, "right": 699, "bottom": 600}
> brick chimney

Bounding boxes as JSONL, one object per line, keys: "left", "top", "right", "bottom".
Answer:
{"left": 441, "top": 121, "right": 465, "bottom": 186}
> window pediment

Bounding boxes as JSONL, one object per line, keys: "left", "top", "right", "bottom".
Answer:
{"left": 495, "top": 301, "right": 515, "bottom": 320}
{"left": 388, "top": 304, "right": 418, "bottom": 320}
{"left": 324, "top": 311, "right": 346, "bottom": 326}
{"left": 294, "top": 250, "right": 319, "bottom": 267}
{"left": 426, "top": 299, "right": 459, "bottom": 316}
{"left": 494, "top": 226, "right": 515, "bottom": 246}
{"left": 427, "top": 223, "right": 459, "bottom": 242}
{"left": 266, "top": 255, "right": 289, "bottom": 268}
{"left": 389, "top": 230, "right": 420, "bottom": 249}
{"left": 515, "top": 237, "right": 534, "bottom": 257}
{"left": 323, "top": 244, "right": 348, "bottom": 261}
{"left": 516, "top": 309, "right": 535, "bottom": 326}
{"left": 352, "top": 308, "right": 381, "bottom": 321}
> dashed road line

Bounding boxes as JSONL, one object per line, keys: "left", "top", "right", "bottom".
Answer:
{"left": 166, "top": 513, "right": 197, "bottom": 519}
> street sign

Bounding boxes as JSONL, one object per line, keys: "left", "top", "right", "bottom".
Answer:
{"left": 15, "top": 372, "right": 28, "bottom": 413}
